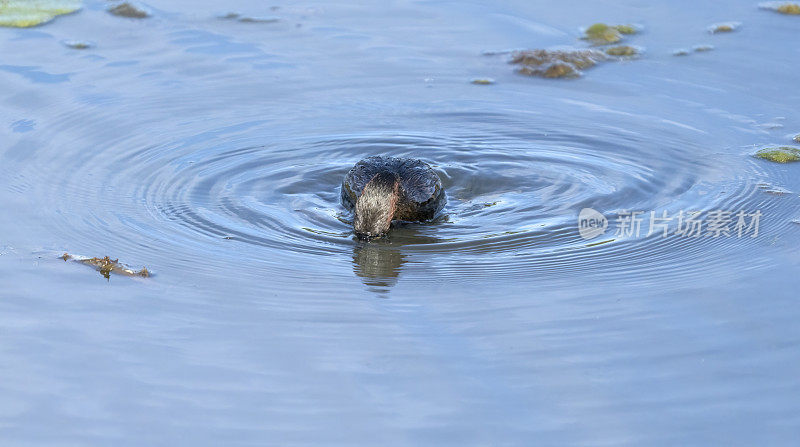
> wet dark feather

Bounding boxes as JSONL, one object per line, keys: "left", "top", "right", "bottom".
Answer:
{"left": 341, "top": 156, "right": 445, "bottom": 221}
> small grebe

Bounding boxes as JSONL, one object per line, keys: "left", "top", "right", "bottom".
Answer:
{"left": 341, "top": 156, "right": 445, "bottom": 239}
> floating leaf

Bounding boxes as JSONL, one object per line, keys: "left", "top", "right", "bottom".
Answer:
{"left": 0, "top": 0, "right": 81, "bottom": 27}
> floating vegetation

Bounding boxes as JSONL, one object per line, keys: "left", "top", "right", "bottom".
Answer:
{"left": 61, "top": 253, "right": 150, "bottom": 279}
{"left": 693, "top": 44, "right": 714, "bottom": 52}
{"left": 605, "top": 45, "right": 638, "bottom": 57}
{"left": 672, "top": 49, "right": 690, "bottom": 56}
{"left": 0, "top": 0, "right": 81, "bottom": 28}
{"left": 584, "top": 23, "right": 621, "bottom": 44}
{"left": 709, "top": 22, "right": 740, "bottom": 33}
{"left": 511, "top": 49, "right": 606, "bottom": 78}
{"left": 753, "top": 146, "right": 800, "bottom": 163}
{"left": 794, "top": 134, "right": 800, "bottom": 143}
{"left": 471, "top": 78, "right": 494, "bottom": 85}
{"left": 63, "top": 40, "right": 92, "bottom": 49}
{"left": 760, "top": 2, "right": 800, "bottom": 14}
{"left": 108, "top": 2, "right": 149, "bottom": 19}
{"left": 614, "top": 24, "right": 637, "bottom": 35}
{"left": 583, "top": 23, "right": 637, "bottom": 44}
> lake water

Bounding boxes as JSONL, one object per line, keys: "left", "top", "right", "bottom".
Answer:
{"left": 1, "top": 0, "right": 799, "bottom": 445}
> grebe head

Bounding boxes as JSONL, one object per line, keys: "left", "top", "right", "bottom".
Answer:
{"left": 354, "top": 171, "right": 399, "bottom": 239}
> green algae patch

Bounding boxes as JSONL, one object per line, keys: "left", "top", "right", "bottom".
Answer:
{"left": 108, "top": 2, "right": 149, "bottom": 18}
{"left": 777, "top": 3, "right": 800, "bottom": 14}
{"left": 511, "top": 49, "right": 606, "bottom": 78}
{"left": 614, "top": 24, "right": 637, "bottom": 34}
{"left": 0, "top": 0, "right": 81, "bottom": 28}
{"left": 583, "top": 23, "right": 638, "bottom": 44}
{"left": 471, "top": 78, "right": 494, "bottom": 85}
{"left": 754, "top": 146, "right": 800, "bottom": 163}
{"left": 584, "top": 23, "right": 622, "bottom": 43}
{"left": 62, "top": 253, "right": 150, "bottom": 279}
{"left": 761, "top": 2, "right": 800, "bottom": 14}
{"left": 709, "top": 22, "right": 740, "bottom": 33}
{"left": 605, "top": 45, "right": 638, "bottom": 56}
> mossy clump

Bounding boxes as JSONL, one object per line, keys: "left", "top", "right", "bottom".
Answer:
{"left": 605, "top": 45, "right": 638, "bottom": 56}
{"left": 584, "top": 23, "right": 622, "bottom": 43}
{"left": 0, "top": 0, "right": 81, "bottom": 28}
{"left": 709, "top": 22, "right": 739, "bottom": 33}
{"left": 763, "top": 2, "right": 800, "bottom": 14}
{"left": 777, "top": 3, "right": 800, "bottom": 14}
{"left": 583, "top": 23, "right": 637, "bottom": 44}
{"left": 62, "top": 253, "right": 150, "bottom": 279}
{"left": 511, "top": 49, "right": 606, "bottom": 78}
{"left": 108, "top": 2, "right": 149, "bottom": 18}
{"left": 754, "top": 146, "right": 800, "bottom": 163}
{"left": 471, "top": 78, "right": 494, "bottom": 85}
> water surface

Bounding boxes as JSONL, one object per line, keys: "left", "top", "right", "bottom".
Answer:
{"left": 1, "top": 0, "right": 800, "bottom": 445}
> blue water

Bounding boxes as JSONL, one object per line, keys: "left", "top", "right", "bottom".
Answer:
{"left": 1, "top": 0, "right": 800, "bottom": 445}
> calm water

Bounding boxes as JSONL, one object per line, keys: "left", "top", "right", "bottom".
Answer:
{"left": 1, "top": 0, "right": 800, "bottom": 445}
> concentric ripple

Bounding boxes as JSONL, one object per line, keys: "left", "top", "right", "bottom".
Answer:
{"left": 29, "top": 108, "right": 799, "bottom": 289}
